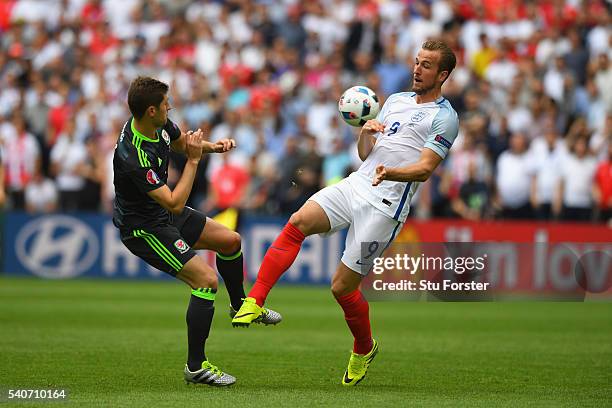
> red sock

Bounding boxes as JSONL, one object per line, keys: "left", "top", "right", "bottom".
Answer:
{"left": 248, "top": 223, "right": 305, "bottom": 306}
{"left": 335, "top": 289, "right": 373, "bottom": 355}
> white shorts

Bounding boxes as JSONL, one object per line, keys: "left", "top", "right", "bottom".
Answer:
{"left": 309, "top": 178, "right": 403, "bottom": 275}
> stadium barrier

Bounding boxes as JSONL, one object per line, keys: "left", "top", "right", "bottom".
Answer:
{"left": 2, "top": 213, "right": 611, "bottom": 295}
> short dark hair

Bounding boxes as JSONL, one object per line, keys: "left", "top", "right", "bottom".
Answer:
{"left": 127, "top": 76, "right": 169, "bottom": 119}
{"left": 422, "top": 39, "right": 456, "bottom": 82}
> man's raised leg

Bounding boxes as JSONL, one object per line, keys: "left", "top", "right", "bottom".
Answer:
{"left": 192, "top": 217, "right": 281, "bottom": 326}
{"left": 231, "top": 201, "right": 331, "bottom": 327}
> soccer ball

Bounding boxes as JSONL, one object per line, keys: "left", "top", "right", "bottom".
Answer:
{"left": 338, "top": 86, "right": 380, "bottom": 127}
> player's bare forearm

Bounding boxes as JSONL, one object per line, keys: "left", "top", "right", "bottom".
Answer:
{"left": 372, "top": 148, "right": 443, "bottom": 186}
{"left": 171, "top": 131, "right": 235, "bottom": 156}
{"left": 202, "top": 139, "right": 236, "bottom": 155}
{"left": 148, "top": 160, "right": 198, "bottom": 214}
{"left": 169, "top": 160, "right": 199, "bottom": 212}
{"left": 358, "top": 120, "right": 384, "bottom": 161}
{"left": 150, "top": 130, "right": 204, "bottom": 214}
{"left": 357, "top": 133, "right": 376, "bottom": 161}
{"left": 382, "top": 162, "right": 432, "bottom": 182}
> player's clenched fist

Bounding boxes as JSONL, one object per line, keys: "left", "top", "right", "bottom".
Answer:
{"left": 361, "top": 120, "right": 385, "bottom": 136}
{"left": 186, "top": 129, "right": 204, "bottom": 162}
{"left": 372, "top": 164, "right": 386, "bottom": 186}
{"left": 209, "top": 138, "right": 236, "bottom": 153}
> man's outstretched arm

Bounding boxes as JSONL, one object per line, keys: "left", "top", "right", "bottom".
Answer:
{"left": 171, "top": 129, "right": 235, "bottom": 155}
{"left": 372, "top": 148, "right": 443, "bottom": 185}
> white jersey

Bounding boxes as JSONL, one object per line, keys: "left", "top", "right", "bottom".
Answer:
{"left": 347, "top": 92, "right": 459, "bottom": 222}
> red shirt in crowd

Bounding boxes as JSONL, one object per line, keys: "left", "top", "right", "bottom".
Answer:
{"left": 211, "top": 163, "right": 250, "bottom": 210}
{"left": 595, "top": 160, "right": 612, "bottom": 209}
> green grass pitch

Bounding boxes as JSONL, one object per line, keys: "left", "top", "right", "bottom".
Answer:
{"left": 0, "top": 277, "right": 610, "bottom": 407}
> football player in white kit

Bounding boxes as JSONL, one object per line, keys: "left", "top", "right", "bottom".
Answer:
{"left": 233, "top": 40, "right": 460, "bottom": 386}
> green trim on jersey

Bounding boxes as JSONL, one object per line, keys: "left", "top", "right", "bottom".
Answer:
{"left": 132, "top": 137, "right": 151, "bottom": 167}
{"left": 191, "top": 288, "right": 217, "bottom": 301}
{"left": 131, "top": 118, "right": 160, "bottom": 142}
{"left": 133, "top": 229, "right": 183, "bottom": 271}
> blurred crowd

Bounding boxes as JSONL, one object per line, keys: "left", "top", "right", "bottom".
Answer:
{"left": 0, "top": 0, "right": 610, "bottom": 223}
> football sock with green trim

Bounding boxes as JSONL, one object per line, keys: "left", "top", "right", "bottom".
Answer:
{"left": 186, "top": 288, "right": 216, "bottom": 371}
{"left": 216, "top": 250, "right": 246, "bottom": 311}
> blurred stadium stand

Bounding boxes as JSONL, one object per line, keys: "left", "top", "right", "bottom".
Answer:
{"left": 0, "top": 0, "right": 611, "bottom": 224}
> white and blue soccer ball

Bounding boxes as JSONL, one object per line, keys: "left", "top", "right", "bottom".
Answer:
{"left": 338, "top": 86, "right": 380, "bottom": 127}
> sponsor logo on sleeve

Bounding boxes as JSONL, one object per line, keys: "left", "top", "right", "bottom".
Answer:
{"left": 146, "top": 169, "right": 161, "bottom": 185}
{"left": 434, "top": 135, "right": 452, "bottom": 148}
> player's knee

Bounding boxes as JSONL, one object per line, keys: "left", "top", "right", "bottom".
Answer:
{"left": 289, "top": 210, "right": 310, "bottom": 234}
{"left": 220, "top": 231, "right": 241, "bottom": 255}
{"left": 288, "top": 211, "right": 302, "bottom": 228}
{"left": 331, "top": 280, "right": 350, "bottom": 298}
{"left": 193, "top": 269, "right": 218, "bottom": 290}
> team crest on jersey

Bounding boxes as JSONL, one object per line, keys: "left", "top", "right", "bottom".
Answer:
{"left": 161, "top": 130, "right": 171, "bottom": 145}
{"left": 174, "top": 239, "right": 189, "bottom": 254}
{"left": 410, "top": 111, "right": 427, "bottom": 122}
{"left": 146, "top": 169, "right": 161, "bottom": 185}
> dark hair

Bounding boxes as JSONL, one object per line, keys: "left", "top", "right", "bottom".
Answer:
{"left": 127, "top": 76, "right": 169, "bottom": 119}
{"left": 422, "top": 39, "right": 456, "bottom": 82}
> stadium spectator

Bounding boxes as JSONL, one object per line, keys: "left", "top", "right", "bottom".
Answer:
{"left": 1, "top": 113, "right": 40, "bottom": 209}
{"left": 204, "top": 153, "right": 249, "bottom": 215}
{"left": 590, "top": 114, "right": 611, "bottom": 162}
{"left": 0, "top": 151, "right": 5, "bottom": 208}
{"left": 530, "top": 127, "right": 567, "bottom": 220}
{"left": 418, "top": 164, "right": 451, "bottom": 218}
{"left": 544, "top": 56, "right": 570, "bottom": 104}
{"left": 593, "top": 143, "right": 612, "bottom": 224}
{"left": 564, "top": 28, "right": 590, "bottom": 86}
{"left": 484, "top": 40, "right": 518, "bottom": 90}
{"left": 322, "top": 137, "right": 353, "bottom": 186}
{"left": 344, "top": 8, "right": 383, "bottom": 71}
{"left": 593, "top": 53, "right": 612, "bottom": 113}
{"left": 242, "top": 153, "right": 279, "bottom": 215}
{"left": 554, "top": 137, "right": 598, "bottom": 222}
{"left": 278, "top": 135, "right": 322, "bottom": 214}
{"left": 470, "top": 34, "right": 496, "bottom": 79}
{"left": 495, "top": 133, "right": 535, "bottom": 220}
{"left": 452, "top": 161, "right": 491, "bottom": 221}
{"left": 50, "top": 118, "right": 88, "bottom": 211}
{"left": 79, "top": 136, "right": 104, "bottom": 211}
{"left": 446, "top": 122, "right": 492, "bottom": 197}
{"left": 506, "top": 88, "right": 533, "bottom": 135}
{"left": 25, "top": 163, "right": 58, "bottom": 213}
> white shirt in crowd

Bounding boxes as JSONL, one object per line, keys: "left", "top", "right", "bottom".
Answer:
{"left": 496, "top": 150, "right": 535, "bottom": 208}
{"left": 484, "top": 58, "right": 518, "bottom": 89}
{"left": 2, "top": 130, "right": 40, "bottom": 191}
{"left": 507, "top": 104, "right": 533, "bottom": 134}
{"left": 25, "top": 178, "right": 58, "bottom": 212}
{"left": 50, "top": 135, "right": 88, "bottom": 191}
{"left": 529, "top": 138, "right": 568, "bottom": 205}
{"left": 559, "top": 154, "right": 598, "bottom": 208}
